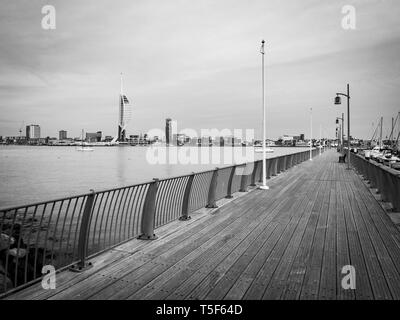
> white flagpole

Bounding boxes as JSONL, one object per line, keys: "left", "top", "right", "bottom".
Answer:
{"left": 260, "top": 40, "right": 269, "bottom": 190}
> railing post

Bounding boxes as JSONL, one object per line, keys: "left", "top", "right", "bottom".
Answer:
{"left": 206, "top": 168, "right": 219, "bottom": 208}
{"left": 272, "top": 157, "right": 278, "bottom": 176}
{"left": 250, "top": 161, "right": 259, "bottom": 187}
{"left": 287, "top": 154, "right": 293, "bottom": 169}
{"left": 282, "top": 156, "right": 287, "bottom": 171}
{"left": 240, "top": 163, "right": 250, "bottom": 192}
{"left": 226, "top": 165, "right": 236, "bottom": 199}
{"left": 277, "top": 156, "right": 283, "bottom": 174}
{"left": 266, "top": 159, "right": 272, "bottom": 179}
{"left": 70, "top": 190, "right": 95, "bottom": 272}
{"left": 138, "top": 179, "right": 159, "bottom": 240}
{"left": 367, "top": 160, "right": 377, "bottom": 189}
{"left": 390, "top": 173, "right": 400, "bottom": 211}
{"left": 377, "top": 164, "right": 388, "bottom": 202}
{"left": 180, "top": 173, "right": 195, "bottom": 221}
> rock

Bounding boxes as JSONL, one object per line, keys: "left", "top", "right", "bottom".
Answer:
{"left": 0, "top": 264, "right": 13, "bottom": 292}
{"left": 8, "top": 248, "right": 27, "bottom": 258}
{"left": 0, "top": 233, "right": 15, "bottom": 251}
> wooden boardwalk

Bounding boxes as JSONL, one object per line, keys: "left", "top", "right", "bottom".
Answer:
{"left": 6, "top": 150, "right": 400, "bottom": 300}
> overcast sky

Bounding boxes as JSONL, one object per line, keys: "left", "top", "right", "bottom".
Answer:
{"left": 0, "top": 0, "right": 399, "bottom": 139}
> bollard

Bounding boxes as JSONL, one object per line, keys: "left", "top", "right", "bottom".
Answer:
{"left": 206, "top": 168, "right": 219, "bottom": 208}
{"left": 70, "top": 190, "right": 95, "bottom": 272}
{"left": 138, "top": 179, "right": 159, "bottom": 240}
{"left": 180, "top": 173, "right": 195, "bottom": 221}
{"left": 226, "top": 165, "right": 237, "bottom": 199}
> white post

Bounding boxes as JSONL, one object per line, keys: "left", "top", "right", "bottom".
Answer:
{"left": 260, "top": 40, "right": 269, "bottom": 190}
{"left": 310, "top": 107, "right": 313, "bottom": 161}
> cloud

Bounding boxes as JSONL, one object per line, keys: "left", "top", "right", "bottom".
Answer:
{"left": 0, "top": 0, "right": 399, "bottom": 139}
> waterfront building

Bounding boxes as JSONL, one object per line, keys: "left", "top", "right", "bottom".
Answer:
{"left": 86, "top": 132, "right": 102, "bottom": 143}
{"left": 26, "top": 124, "right": 40, "bottom": 140}
{"left": 59, "top": 130, "right": 67, "bottom": 140}
{"left": 200, "top": 136, "right": 212, "bottom": 146}
{"left": 129, "top": 135, "right": 138, "bottom": 145}
{"left": 213, "top": 136, "right": 225, "bottom": 146}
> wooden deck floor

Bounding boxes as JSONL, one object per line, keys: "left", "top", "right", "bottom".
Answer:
{"left": 6, "top": 150, "right": 400, "bottom": 300}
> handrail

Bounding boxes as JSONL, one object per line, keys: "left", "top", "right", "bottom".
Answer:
{"left": 350, "top": 153, "right": 400, "bottom": 211}
{"left": 0, "top": 147, "right": 322, "bottom": 295}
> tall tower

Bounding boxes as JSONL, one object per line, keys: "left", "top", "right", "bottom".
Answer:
{"left": 165, "top": 118, "right": 172, "bottom": 146}
{"left": 116, "top": 73, "right": 132, "bottom": 142}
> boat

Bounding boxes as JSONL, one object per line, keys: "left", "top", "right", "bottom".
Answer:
{"left": 76, "top": 129, "right": 94, "bottom": 152}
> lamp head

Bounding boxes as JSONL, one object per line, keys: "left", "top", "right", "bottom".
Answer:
{"left": 334, "top": 96, "right": 342, "bottom": 105}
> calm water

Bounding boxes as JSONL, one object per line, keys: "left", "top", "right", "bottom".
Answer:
{"left": 0, "top": 145, "right": 310, "bottom": 208}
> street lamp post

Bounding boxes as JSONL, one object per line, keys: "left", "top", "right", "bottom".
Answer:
{"left": 259, "top": 40, "right": 269, "bottom": 190}
{"left": 334, "top": 84, "right": 351, "bottom": 170}
{"left": 336, "top": 112, "right": 344, "bottom": 153}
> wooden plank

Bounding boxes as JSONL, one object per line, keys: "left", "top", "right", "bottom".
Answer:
{"left": 261, "top": 176, "right": 328, "bottom": 299}
{"left": 335, "top": 179, "right": 355, "bottom": 300}
{"left": 241, "top": 174, "right": 325, "bottom": 300}
{"left": 339, "top": 179, "right": 374, "bottom": 300}
{"left": 84, "top": 186, "right": 287, "bottom": 299}
{"left": 347, "top": 179, "right": 400, "bottom": 299}
{"left": 318, "top": 180, "right": 337, "bottom": 299}
{"left": 298, "top": 180, "right": 330, "bottom": 300}
{"left": 281, "top": 176, "right": 330, "bottom": 299}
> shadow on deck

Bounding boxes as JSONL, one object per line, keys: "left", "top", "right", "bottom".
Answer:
{"left": 6, "top": 150, "right": 400, "bottom": 300}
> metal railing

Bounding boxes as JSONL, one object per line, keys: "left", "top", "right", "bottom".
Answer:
{"left": 0, "top": 147, "right": 323, "bottom": 295}
{"left": 350, "top": 153, "right": 400, "bottom": 211}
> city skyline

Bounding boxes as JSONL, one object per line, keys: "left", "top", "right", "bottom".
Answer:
{"left": 1, "top": 1, "right": 400, "bottom": 140}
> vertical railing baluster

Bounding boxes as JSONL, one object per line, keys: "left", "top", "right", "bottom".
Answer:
{"left": 226, "top": 166, "right": 236, "bottom": 199}
{"left": 206, "top": 168, "right": 219, "bottom": 208}
{"left": 250, "top": 161, "right": 259, "bottom": 187}
{"left": 138, "top": 179, "right": 159, "bottom": 240}
{"left": 240, "top": 163, "right": 249, "bottom": 192}
{"left": 70, "top": 190, "right": 95, "bottom": 272}
{"left": 180, "top": 173, "right": 195, "bottom": 221}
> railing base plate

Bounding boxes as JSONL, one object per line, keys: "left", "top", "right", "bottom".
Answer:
{"left": 69, "top": 262, "right": 93, "bottom": 273}
{"left": 137, "top": 234, "right": 158, "bottom": 240}
{"left": 206, "top": 205, "right": 218, "bottom": 209}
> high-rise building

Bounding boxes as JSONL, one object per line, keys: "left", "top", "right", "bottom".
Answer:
{"left": 116, "top": 74, "right": 132, "bottom": 142}
{"left": 165, "top": 118, "right": 172, "bottom": 146}
{"left": 26, "top": 125, "right": 40, "bottom": 140}
{"left": 59, "top": 130, "right": 67, "bottom": 140}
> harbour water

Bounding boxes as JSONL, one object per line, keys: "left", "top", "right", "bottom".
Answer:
{"left": 0, "top": 145, "right": 310, "bottom": 208}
